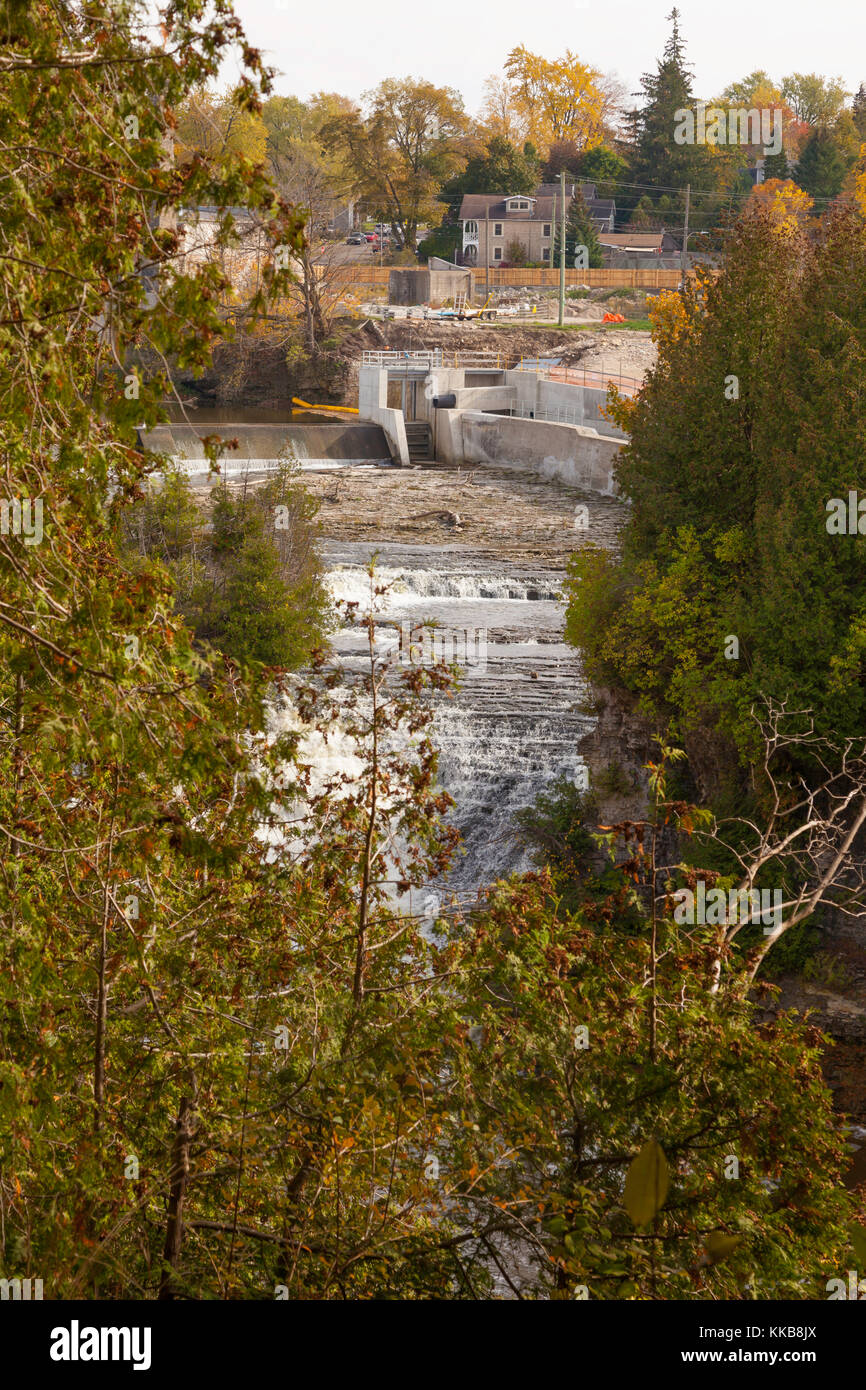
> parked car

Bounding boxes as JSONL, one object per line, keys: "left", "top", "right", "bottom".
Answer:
{"left": 364, "top": 232, "right": 377, "bottom": 243}
{"left": 345, "top": 234, "right": 364, "bottom": 245}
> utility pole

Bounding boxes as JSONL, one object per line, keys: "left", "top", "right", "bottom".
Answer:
{"left": 485, "top": 202, "right": 490, "bottom": 303}
{"left": 550, "top": 186, "right": 556, "bottom": 304}
{"left": 558, "top": 169, "right": 566, "bottom": 327}
{"left": 681, "top": 183, "right": 691, "bottom": 282}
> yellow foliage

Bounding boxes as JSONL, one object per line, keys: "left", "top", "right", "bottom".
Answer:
{"left": 175, "top": 89, "right": 267, "bottom": 167}
{"left": 503, "top": 46, "right": 605, "bottom": 157}
{"left": 745, "top": 178, "right": 813, "bottom": 238}
{"left": 649, "top": 289, "right": 689, "bottom": 355}
{"left": 479, "top": 75, "right": 529, "bottom": 146}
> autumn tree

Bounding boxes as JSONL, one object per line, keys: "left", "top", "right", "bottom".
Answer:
{"left": 175, "top": 86, "right": 268, "bottom": 167}
{"left": 744, "top": 177, "right": 814, "bottom": 232}
{"left": 450, "top": 755, "right": 855, "bottom": 1300}
{"left": 479, "top": 73, "right": 530, "bottom": 146}
{"left": 503, "top": 45, "right": 606, "bottom": 157}
{"left": 781, "top": 72, "right": 850, "bottom": 127}
{"left": 320, "top": 78, "right": 471, "bottom": 251}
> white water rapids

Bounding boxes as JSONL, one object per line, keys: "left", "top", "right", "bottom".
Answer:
{"left": 321, "top": 539, "right": 594, "bottom": 914}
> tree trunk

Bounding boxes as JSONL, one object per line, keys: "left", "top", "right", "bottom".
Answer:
{"left": 158, "top": 1096, "right": 195, "bottom": 1300}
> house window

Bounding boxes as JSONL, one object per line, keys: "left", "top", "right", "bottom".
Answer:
{"left": 542, "top": 248, "right": 550, "bottom": 261}
{"left": 543, "top": 224, "right": 551, "bottom": 237}
{"left": 507, "top": 199, "right": 530, "bottom": 210}
{"left": 494, "top": 222, "right": 502, "bottom": 236}
{"left": 493, "top": 247, "right": 502, "bottom": 260}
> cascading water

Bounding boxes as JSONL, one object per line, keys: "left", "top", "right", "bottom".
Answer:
{"left": 324, "top": 539, "right": 594, "bottom": 910}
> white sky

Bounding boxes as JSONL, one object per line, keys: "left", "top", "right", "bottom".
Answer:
{"left": 223, "top": 0, "right": 864, "bottom": 114}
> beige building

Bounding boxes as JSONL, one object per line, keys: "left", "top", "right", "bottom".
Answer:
{"left": 459, "top": 183, "right": 614, "bottom": 267}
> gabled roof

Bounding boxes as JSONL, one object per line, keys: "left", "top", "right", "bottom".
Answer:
{"left": 460, "top": 184, "right": 614, "bottom": 225}
{"left": 459, "top": 194, "right": 550, "bottom": 222}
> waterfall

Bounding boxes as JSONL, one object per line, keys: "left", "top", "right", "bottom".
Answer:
{"left": 323, "top": 540, "right": 594, "bottom": 910}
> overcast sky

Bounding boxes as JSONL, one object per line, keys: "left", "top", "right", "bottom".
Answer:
{"left": 221, "top": 0, "right": 864, "bottom": 114}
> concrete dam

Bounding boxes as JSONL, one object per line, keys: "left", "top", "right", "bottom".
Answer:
{"left": 139, "top": 415, "right": 394, "bottom": 475}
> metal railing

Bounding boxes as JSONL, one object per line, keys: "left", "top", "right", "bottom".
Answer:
{"left": 514, "top": 360, "right": 643, "bottom": 397}
{"left": 361, "top": 349, "right": 443, "bottom": 369}
{"left": 504, "top": 405, "right": 624, "bottom": 434}
{"left": 359, "top": 350, "right": 644, "bottom": 394}
{"left": 506, "top": 405, "right": 586, "bottom": 427}
{"left": 360, "top": 349, "right": 511, "bottom": 371}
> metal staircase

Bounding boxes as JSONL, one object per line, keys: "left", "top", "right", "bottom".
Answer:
{"left": 404, "top": 420, "right": 433, "bottom": 463}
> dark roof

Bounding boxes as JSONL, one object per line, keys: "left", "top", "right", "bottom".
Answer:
{"left": 459, "top": 194, "right": 552, "bottom": 222}
{"left": 536, "top": 181, "right": 597, "bottom": 201}
{"left": 460, "top": 185, "right": 614, "bottom": 224}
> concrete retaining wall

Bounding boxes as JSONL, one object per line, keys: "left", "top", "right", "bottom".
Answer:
{"left": 504, "top": 370, "right": 628, "bottom": 438}
{"left": 358, "top": 365, "right": 410, "bottom": 465}
{"left": 457, "top": 411, "right": 622, "bottom": 494}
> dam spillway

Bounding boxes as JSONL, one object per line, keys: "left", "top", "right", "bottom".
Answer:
{"left": 138, "top": 419, "right": 395, "bottom": 474}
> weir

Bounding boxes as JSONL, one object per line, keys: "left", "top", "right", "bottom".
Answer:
{"left": 138, "top": 420, "right": 394, "bottom": 475}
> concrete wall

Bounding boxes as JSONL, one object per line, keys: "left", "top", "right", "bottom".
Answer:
{"left": 457, "top": 411, "right": 622, "bottom": 494}
{"left": 412, "top": 367, "right": 465, "bottom": 430}
{"left": 388, "top": 267, "right": 471, "bottom": 305}
{"left": 141, "top": 422, "right": 393, "bottom": 474}
{"left": 504, "top": 370, "right": 629, "bottom": 438}
{"left": 358, "top": 365, "right": 410, "bottom": 466}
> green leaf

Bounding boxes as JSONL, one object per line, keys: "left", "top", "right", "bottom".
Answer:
{"left": 849, "top": 1223, "right": 866, "bottom": 1266}
{"left": 623, "top": 1139, "right": 669, "bottom": 1227}
{"left": 704, "top": 1231, "right": 743, "bottom": 1264}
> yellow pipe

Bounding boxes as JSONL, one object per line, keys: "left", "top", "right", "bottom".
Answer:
{"left": 291, "top": 396, "right": 359, "bottom": 415}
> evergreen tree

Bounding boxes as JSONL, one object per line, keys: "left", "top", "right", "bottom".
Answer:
{"left": 553, "top": 187, "right": 603, "bottom": 267}
{"left": 796, "top": 126, "right": 855, "bottom": 199}
{"left": 565, "top": 205, "right": 866, "bottom": 768}
{"left": 628, "top": 9, "right": 719, "bottom": 229}
{"left": 761, "top": 149, "right": 790, "bottom": 182}
{"left": 853, "top": 81, "right": 866, "bottom": 138}
{"left": 437, "top": 135, "right": 540, "bottom": 208}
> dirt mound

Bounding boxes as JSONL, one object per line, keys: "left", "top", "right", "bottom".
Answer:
{"left": 349, "top": 319, "right": 658, "bottom": 387}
